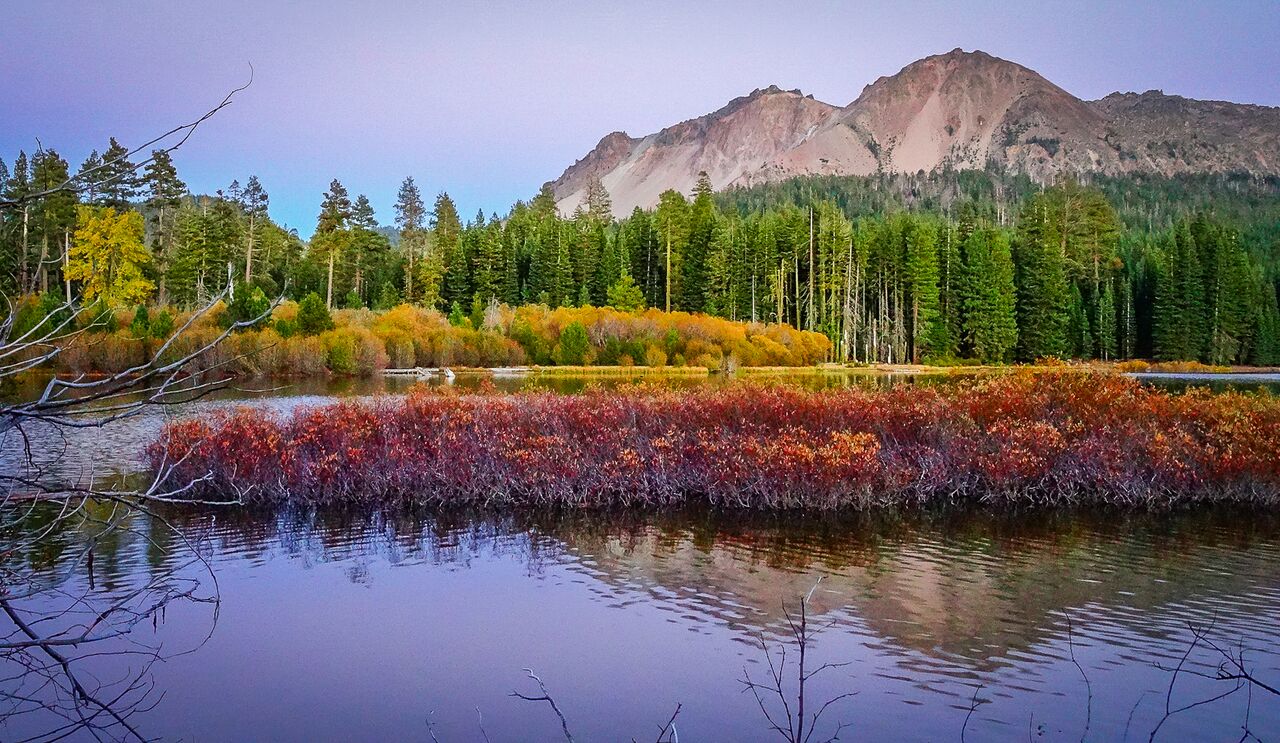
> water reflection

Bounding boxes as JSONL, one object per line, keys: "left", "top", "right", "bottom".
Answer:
{"left": 9, "top": 505, "right": 1278, "bottom": 741}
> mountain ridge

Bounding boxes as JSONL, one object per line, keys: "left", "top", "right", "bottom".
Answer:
{"left": 551, "top": 48, "right": 1280, "bottom": 217}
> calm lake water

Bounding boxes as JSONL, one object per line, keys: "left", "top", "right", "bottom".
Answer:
{"left": 5, "top": 506, "right": 1280, "bottom": 742}
{"left": 3, "top": 372, "right": 1280, "bottom": 741}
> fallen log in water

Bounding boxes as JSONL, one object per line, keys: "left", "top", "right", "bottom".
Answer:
{"left": 149, "top": 371, "right": 1280, "bottom": 509}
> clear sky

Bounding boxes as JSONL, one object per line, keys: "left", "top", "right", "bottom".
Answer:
{"left": 3, "top": 1, "right": 1278, "bottom": 235}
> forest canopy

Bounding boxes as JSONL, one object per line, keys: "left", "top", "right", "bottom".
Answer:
{"left": 2, "top": 142, "right": 1278, "bottom": 367}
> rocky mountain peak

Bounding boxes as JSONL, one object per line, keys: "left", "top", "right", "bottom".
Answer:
{"left": 549, "top": 49, "right": 1280, "bottom": 216}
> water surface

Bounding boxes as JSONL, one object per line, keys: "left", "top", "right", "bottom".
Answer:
{"left": 5, "top": 507, "right": 1280, "bottom": 741}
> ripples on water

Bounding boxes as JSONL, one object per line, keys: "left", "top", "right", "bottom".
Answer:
{"left": 5, "top": 506, "right": 1280, "bottom": 741}
{"left": 4, "top": 373, "right": 1279, "bottom": 740}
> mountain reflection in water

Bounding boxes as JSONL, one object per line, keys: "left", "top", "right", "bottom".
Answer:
{"left": 6, "top": 505, "right": 1279, "bottom": 741}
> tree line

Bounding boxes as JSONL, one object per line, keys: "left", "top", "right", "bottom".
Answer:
{"left": 2, "top": 142, "right": 1277, "bottom": 365}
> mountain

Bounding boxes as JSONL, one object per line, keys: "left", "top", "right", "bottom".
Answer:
{"left": 549, "top": 86, "right": 838, "bottom": 216}
{"left": 550, "top": 49, "right": 1280, "bottom": 217}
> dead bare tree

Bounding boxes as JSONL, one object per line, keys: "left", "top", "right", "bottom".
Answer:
{"left": 0, "top": 279, "right": 274, "bottom": 741}
{"left": 739, "top": 577, "right": 856, "bottom": 743}
{"left": 507, "top": 667, "right": 682, "bottom": 743}
{"left": 511, "top": 668, "right": 575, "bottom": 742}
{"left": 0, "top": 80, "right": 266, "bottom": 742}
{"left": 1147, "top": 620, "right": 1279, "bottom": 743}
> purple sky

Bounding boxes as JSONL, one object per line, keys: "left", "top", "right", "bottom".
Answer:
{"left": 4, "top": 1, "right": 1279, "bottom": 235}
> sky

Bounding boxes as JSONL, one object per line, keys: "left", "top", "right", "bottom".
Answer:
{"left": 3, "top": 0, "right": 1279, "bottom": 236}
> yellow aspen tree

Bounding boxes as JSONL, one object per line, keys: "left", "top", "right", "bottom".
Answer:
{"left": 66, "top": 206, "right": 154, "bottom": 307}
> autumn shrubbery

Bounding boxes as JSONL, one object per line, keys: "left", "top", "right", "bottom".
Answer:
{"left": 18, "top": 294, "right": 831, "bottom": 377}
{"left": 151, "top": 371, "right": 1280, "bottom": 509}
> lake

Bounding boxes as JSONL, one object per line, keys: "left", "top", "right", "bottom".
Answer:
{"left": 3, "top": 372, "right": 1280, "bottom": 741}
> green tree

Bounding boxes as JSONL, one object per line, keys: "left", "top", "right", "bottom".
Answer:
{"left": 297, "top": 291, "right": 334, "bottom": 335}
{"left": 374, "top": 281, "right": 401, "bottom": 310}
{"left": 129, "top": 304, "right": 150, "bottom": 338}
{"left": 682, "top": 172, "right": 717, "bottom": 312}
{"left": 607, "top": 273, "right": 646, "bottom": 311}
{"left": 142, "top": 149, "right": 186, "bottom": 304}
{"left": 433, "top": 192, "right": 467, "bottom": 306}
{"left": 653, "top": 190, "right": 690, "bottom": 312}
{"left": 240, "top": 175, "right": 269, "bottom": 285}
{"left": 28, "top": 149, "right": 76, "bottom": 297}
{"left": 150, "top": 308, "right": 174, "bottom": 339}
{"left": 1014, "top": 196, "right": 1069, "bottom": 360}
{"left": 394, "top": 176, "right": 425, "bottom": 302}
{"left": 959, "top": 228, "right": 1018, "bottom": 363}
{"left": 95, "top": 137, "right": 140, "bottom": 212}
{"left": 223, "top": 283, "right": 271, "bottom": 330}
{"left": 902, "top": 216, "right": 941, "bottom": 361}
{"left": 553, "top": 321, "right": 590, "bottom": 365}
{"left": 315, "top": 179, "right": 352, "bottom": 308}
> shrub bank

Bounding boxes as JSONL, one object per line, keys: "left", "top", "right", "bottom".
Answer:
{"left": 22, "top": 296, "right": 833, "bottom": 378}
{"left": 150, "top": 372, "right": 1280, "bottom": 509}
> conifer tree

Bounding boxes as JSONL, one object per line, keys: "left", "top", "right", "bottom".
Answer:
{"left": 29, "top": 150, "right": 76, "bottom": 297}
{"left": 1096, "top": 279, "right": 1117, "bottom": 360}
{"left": 959, "top": 228, "right": 1018, "bottom": 362}
{"left": 314, "top": 179, "right": 352, "bottom": 308}
{"left": 653, "top": 190, "right": 690, "bottom": 312}
{"left": 240, "top": 175, "right": 269, "bottom": 285}
{"left": 902, "top": 216, "right": 941, "bottom": 361}
{"left": 682, "top": 172, "right": 716, "bottom": 312}
{"left": 96, "top": 137, "right": 140, "bottom": 211}
{"left": 1014, "top": 196, "right": 1069, "bottom": 360}
{"left": 142, "top": 149, "right": 186, "bottom": 304}
{"left": 394, "top": 176, "right": 425, "bottom": 301}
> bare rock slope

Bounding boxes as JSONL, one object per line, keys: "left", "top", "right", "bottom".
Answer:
{"left": 551, "top": 49, "right": 1280, "bottom": 216}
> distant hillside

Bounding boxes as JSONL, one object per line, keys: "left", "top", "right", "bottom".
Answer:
{"left": 551, "top": 49, "right": 1280, "bottom": 216}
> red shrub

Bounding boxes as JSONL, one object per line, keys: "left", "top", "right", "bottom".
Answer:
{"left": 149, "top": 372, "right": 1280, "bottom": 509}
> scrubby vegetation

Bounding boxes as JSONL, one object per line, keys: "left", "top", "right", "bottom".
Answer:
{"left": 152, "top": 371, "right": 1280, "bottom": 508}
{"left": 7, "top": 293, "right": 831, "bottom": 377}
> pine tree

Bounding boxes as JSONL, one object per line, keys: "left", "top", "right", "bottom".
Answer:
{"left": 1065, "top": 283, "right": 1093, "bottom": 358}
{"left": 240, "top": 175, "right": 269, "bottom": 285}
{"left": 682, "top": 172, "right": 716, "bottom": 312}
{"left": 394, "top": 176, "right": 425, "bottom": 301}
{"left": 29, "top": 150, "right": 76, "bottom": 297}
{"left": 935, "top": 221, "right": 962, "bottom": 359}
{"left": 5, "top": 153, "right": 32, "bottom": 292}
{"left": 345, "top": 194, "right": 385, "bottom": 302}
{"left": 168, "top": 196, "right": 242, "bottom": 305}
{"left": 142, "top": 149, "right": 186, "bottom": 304}
{"left": 297, "top": 291, "right": 334, "bottom": 334}
{"left": 96, "top": 137, "right": 140, "bottom": 211}
{"left": 1153, "top": 223, "right": 1206, "bottom": 361}
{"left": 76, "top": 151, "right": 102, "bottom": 204}
{"left": 472, "top": 214, "right": 503, "bottom": 302}
{"left": 959, "top": 228, "right": 1018, "bottom": 363}
{"left": 583, "top": 176, "right": 612, "bottom": 225}
{"left": 704, "top": 219, "right": 734, "bottom": 316}
{"left": 1096, "top": 279, "right": 1117, "bottom": 360}
{"left": 654, "top": 190, "right": 690, "bottom": 312}
{"left": 432, "top": 192, "right": 466, "bottom": 306}
{"left": 902, "top": 216, "right": 941, "bottom": 361}
{"left": 315, "top": 179, "right": 352, "bottom": 308}
{"left": 1014, "top": 197, "right": 1069, "bottom": 360}
{"left": 607, "top": 273, "right": 645, "bottom": 311}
